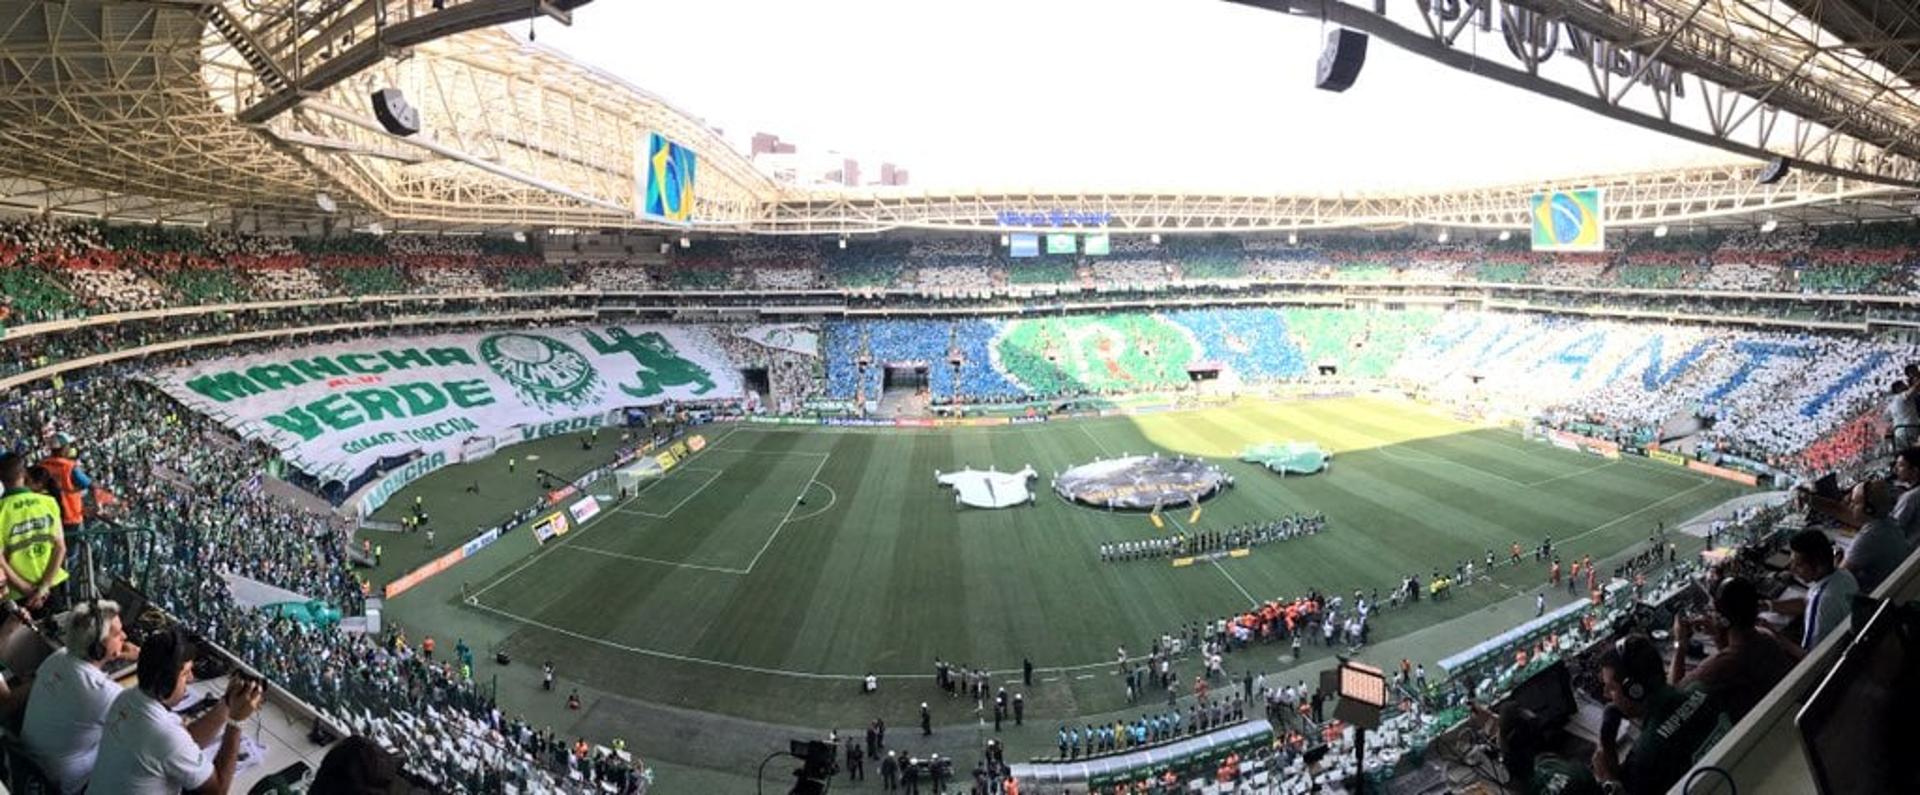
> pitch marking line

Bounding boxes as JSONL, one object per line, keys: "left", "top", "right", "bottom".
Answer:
{"left": 1160, "top": 512, "right": 1259, "bottom": 608}
{"left": 614, "top": 467, "right": 726, "bottom": 518}
{"left": 469, "top": 424, "right": 743, "bottom": 599}
{"left": 742, "top": 452, "right": 834, "bottom": 574}
{"left": 471, "top": 591, "right": 1221, "bottom": 681}
{"left": 467, "top": 420, "right": 1728, "bottom": 682}
{"left": 1079, "top": 422, "right": 1116, "bottom": 456}
{"left": 786, "top": 481, "right": 839, "bottom": 524}
{"left": 1209, "top": 559, "right": 1260, "bottom": 607}
{"left": 555, "top": 544, "right": 748, "bottom": 575}
{"left": 1519, "top": 459, "right": 1618, "bottom": 487}
{"left": 1558, "top": 480, "right": 1715, "bottom": 548}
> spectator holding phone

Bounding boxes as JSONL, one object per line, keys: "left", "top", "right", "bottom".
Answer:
{"left": 1667, "top": 576, "right": 1803, "bottom": 721}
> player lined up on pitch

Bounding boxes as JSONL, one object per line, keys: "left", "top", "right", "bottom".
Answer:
{"left": 1098, "top": 512, "right": 1326, "bottom": 562}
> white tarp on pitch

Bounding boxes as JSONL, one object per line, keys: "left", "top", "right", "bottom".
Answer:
{"left": 148, "top": 325, "right": 743, "bottom": 483}
{"left": 937, "top": 466, "right": 1037, "bottom": 509}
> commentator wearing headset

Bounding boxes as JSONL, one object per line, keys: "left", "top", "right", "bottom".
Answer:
{"left": 20, "top": 599, "right": 140, "bottom": 793}
{"left": 1589, "top": 634, "right": 1731, "bottom": 795}
{"left": 88, "top": 628, "right": 264, "bottom": 794}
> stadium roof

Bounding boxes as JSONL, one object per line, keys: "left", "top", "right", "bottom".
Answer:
{"left": 0, "top": 0, "right": 1916, "bottom": 235}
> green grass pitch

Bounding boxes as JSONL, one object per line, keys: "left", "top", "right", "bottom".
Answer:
{"left": 375, "top": 396, "right": 1743, "bottom": 750}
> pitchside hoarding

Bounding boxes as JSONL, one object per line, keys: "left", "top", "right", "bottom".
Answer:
{"left": 148, "top": 325, "right": 743, "bottom": 485}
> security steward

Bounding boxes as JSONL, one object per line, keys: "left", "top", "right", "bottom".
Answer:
{"left": 0, "top": 452, "right": 68, "bottom": 612}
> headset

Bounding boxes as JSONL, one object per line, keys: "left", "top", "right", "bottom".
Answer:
{"left": 65, "top": 599, "right": 120, "bottom": 663}
{"left": 1611, "top": 636, "right": 1651, "bottom": 703}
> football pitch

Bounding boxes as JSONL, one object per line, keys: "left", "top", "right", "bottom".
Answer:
{"left": 379, "top": 395, "right": 1744, "bottom": 734}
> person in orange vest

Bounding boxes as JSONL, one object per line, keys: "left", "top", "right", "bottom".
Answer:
{"left": 422, "top": 635, "right": 435, "bottom": 660}
{"left": 38, "top": 434, "right": 90, "bottom": 534}
{"left": 1550, "top": 559, "right": 1561, "bottom": 586}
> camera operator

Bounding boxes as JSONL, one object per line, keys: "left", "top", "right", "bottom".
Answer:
{"left": 89, "top": 629, "right": 264, "bottom": 794}
{"left": 1667, "top": 575, "right": 1803, "bottom": 721}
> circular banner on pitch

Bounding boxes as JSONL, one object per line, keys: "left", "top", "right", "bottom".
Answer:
{"left": 1053, "top": 455, "right": 1230, "bottom": 511}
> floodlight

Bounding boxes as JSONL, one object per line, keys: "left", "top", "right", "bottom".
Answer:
{"left": 1498, "top": 230, "right": 1511, "bottom": 242}
{"left": 1760, "top": 218, "right": 1779, "bottom": 233}
{"left": 1654, "top": 224, "right": 1669, "bottom": 238}
{"left": 1288, "top": 232, "right": 1299, "bottom": 245}
{"left": 1150, "top": 233, "right": 1161, "bottom": 244}
{"left": 679, "top": 236, "right": 690, "bottom": 248}
{"left": 1437, "top": 230, "right": 1450, "bottom": 243}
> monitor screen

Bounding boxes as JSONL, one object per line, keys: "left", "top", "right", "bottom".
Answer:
{"left": 1083, "top": 234, "right": 1111, "bottom": 256}
{"left": 1045, "top": 233, "right": 1076, "bottom": 254}
{"left": 1497, "top": 660, "right": 1577, "bottom": 730}
{"left": 1796, "top": 600, "right": 1920, "bottom": 795}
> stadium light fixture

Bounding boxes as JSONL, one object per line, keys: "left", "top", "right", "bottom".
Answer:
{"left": 1287, "top": 232, "right": 1299, "bottom": 246}
{"left": 1760, "top": 218, "right": 1779, "bottom": 233}
{"left": 838, "top": 236, "right": 848, "bottom": 249}
{"left": 1150, "top": 233, "right": 1161, "bottom": 245}
{"left": 1436, "top": 230, "right": 1450, "bottom": 243}
{"left": 1000, "top": 234, "right": 1010, "bottom": 247}
{"left": 512, "top": 231, "right": 527, "bottom": 243}
{"left": 1654, "top": 224, "right": 1669, "bottom": 238}
{"left": 1498, "top": 230, "right": 1511, "bottom": 242}
{"left": 679, "top": 236, "right": 690, "bottom": 248}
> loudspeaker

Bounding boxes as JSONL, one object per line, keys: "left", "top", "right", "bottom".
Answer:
{"left": 1316, "top": 28, "right": 1369, "bottom": 92}
{"left": 370, "top": 88, "right": 421, "bottom": 137}
{"left": 1757, "top": 156, "right": 1791, "bottom": 185}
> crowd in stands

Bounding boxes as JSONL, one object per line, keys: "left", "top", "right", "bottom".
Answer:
{"left": 584, "top": 265, "right": 655, "bottom": 292}
{"left": 709, "top": 327, "right": 823, "bottom": 413}
{"left": 2, "top": 362, "right": 647, "bottom": 792}
{"left": 9, "top": 221, "right": 1920, "bottom": 341}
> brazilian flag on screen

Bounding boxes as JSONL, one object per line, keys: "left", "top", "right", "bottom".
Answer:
{"left": 1529, "top": 189, "right": 1604, "bottom": 252}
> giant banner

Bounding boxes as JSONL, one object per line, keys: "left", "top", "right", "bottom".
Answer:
{"left": 735, "top": 325, "right": 820, "bottom": 358}
{"left": 149, "top": 325, "right": 743, "bottom": 484}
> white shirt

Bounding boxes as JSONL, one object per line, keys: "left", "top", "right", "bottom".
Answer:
{"left": 1889, "top": 393, "right": 1919, "bottom": 428}
{"left": 21, "top": 649, "right": 119, "bottom": 794}
{"left": 1802, "top": 568, "right": 1860, "bottom": 650}
{"left": 88, "top": 688, "right": 216, "bottom": 795}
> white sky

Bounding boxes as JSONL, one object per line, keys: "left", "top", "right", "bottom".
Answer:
{"left": 531, "top": 0, "right": 1747, "bottom": 193}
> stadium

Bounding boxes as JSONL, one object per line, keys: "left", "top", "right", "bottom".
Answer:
{"left": 3, "top": 0, "right": 1920, "bottom": 793}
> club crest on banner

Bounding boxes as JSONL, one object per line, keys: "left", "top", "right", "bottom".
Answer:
{"left": 478, "top": 333, "right": 602, "bottom": 413}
